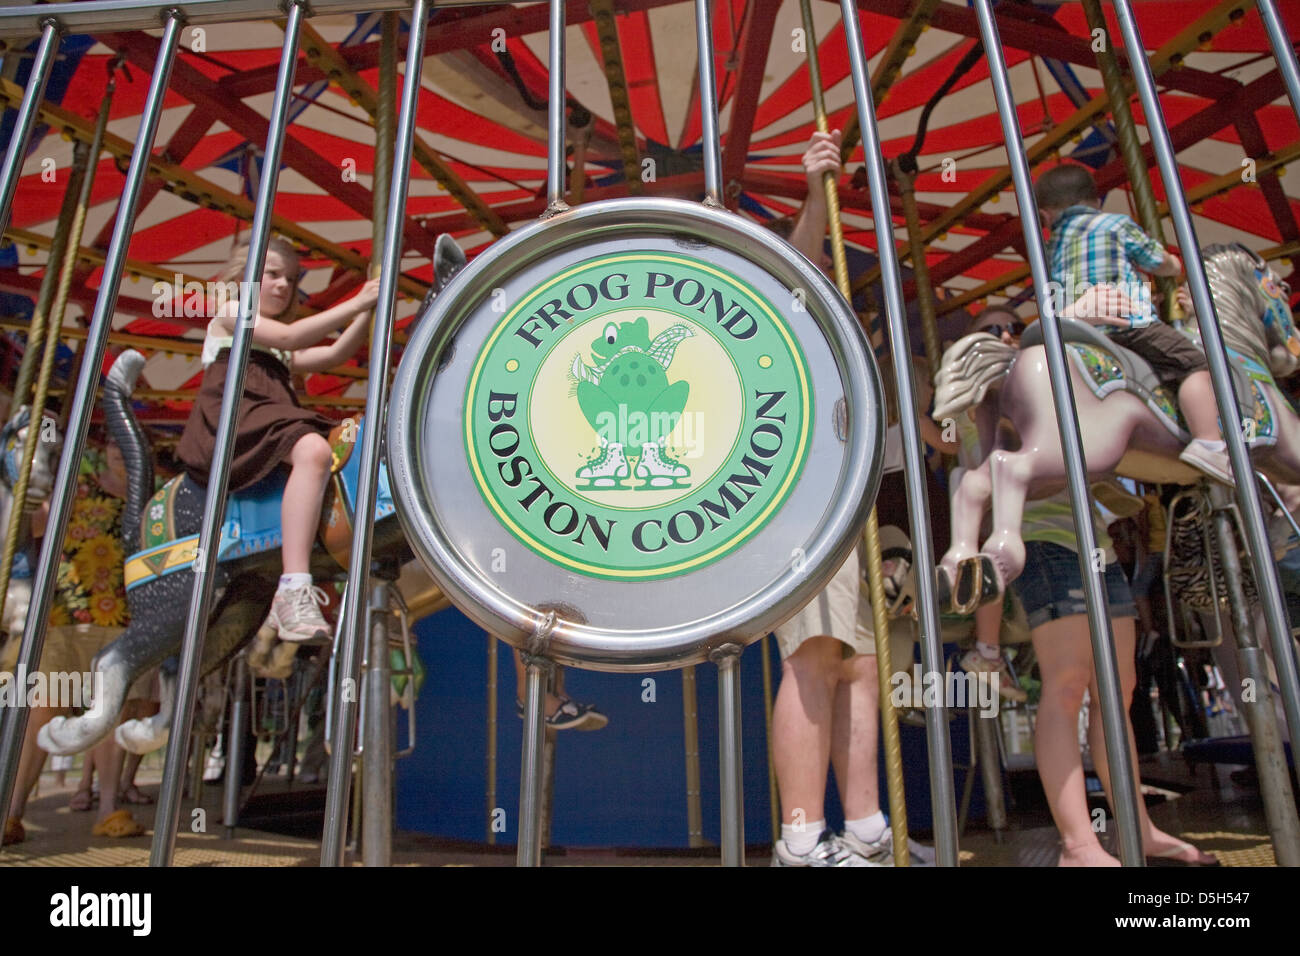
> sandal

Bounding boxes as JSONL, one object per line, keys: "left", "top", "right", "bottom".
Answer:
{"left": 117, "top": 785, "right": 153, "bottom": 805}
{"left": 69, "top": 787, "right": 97, "bottom": 812}
{"left": 91, "top": 809, "right": 146, "bottom": 838}
{"left": 2, "top": 816, "right": 24, "bottom": 846}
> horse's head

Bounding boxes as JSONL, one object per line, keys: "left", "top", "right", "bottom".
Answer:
{"left": 0, "top": 406, "right": 62, "bottom": 507}
{"left": 412, "top": 233, "right": 468, "bottom": 325}
{"left": 1202, "top": 243, "right": 1299, "bottom": 377}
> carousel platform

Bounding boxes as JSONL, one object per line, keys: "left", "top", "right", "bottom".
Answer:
{"left": 0, "top": 750, "right": 1278, "bottom": 867}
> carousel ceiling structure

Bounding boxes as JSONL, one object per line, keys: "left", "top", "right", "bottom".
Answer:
{"left": 1, "top": 0, "right": 1298, "bottom": 434}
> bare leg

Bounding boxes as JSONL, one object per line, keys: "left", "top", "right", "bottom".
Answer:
{"left": 1178, "top": 371, "right": 1221, "bottom": 442}
{"left": 92, "top": 734, "right": 125, "bottom": 826}
{"left": 829, "top": 653, "right": 880, "bottom": 819}
{"left": 281, "top": 433, "right": 333, "bottom": 574}
{"left": 772, "top": 636, "right": 841, "bottom": 825}
{"left": 8, "top": 706, "right": 67, "bottom": 820}
{"left": 1031, "top": 616, "right": 1119, "bottom": 866}
{"left": 1085, "top": 617, "right": 1213, "bottom": 863}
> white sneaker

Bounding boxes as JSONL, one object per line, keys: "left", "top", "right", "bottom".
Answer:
{"left": 266, "top": 584, "right": 333, "bottom": 644}
{"left": 839, "top": 826, "right": 937, "bottom": 867}
{"left": 1179, "top": 440, "right": 1236, "bottom": 487}
{"left": 772, "top": 830, "right": 883, "bottom": 867}
{"left": 958, "top": 649, "right": 1028, "bottom": 703}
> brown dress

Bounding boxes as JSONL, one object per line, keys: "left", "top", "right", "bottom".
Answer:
{"left": 176, "top": 348, "right": 335, "bottom": 492}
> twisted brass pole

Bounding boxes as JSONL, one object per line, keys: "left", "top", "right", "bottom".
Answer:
{"left": 894, "top": 160, "right": 943, "bottom": 376}
{"left": 800, "top": 0, "right": 909, "bottom": 866}
{"left": 0, "top": 85, "right": 110, "bottom": 627}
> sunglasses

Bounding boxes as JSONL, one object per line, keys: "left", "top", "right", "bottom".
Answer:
{"left": 978, "top": 321, "right": 1025, "bottom": 338}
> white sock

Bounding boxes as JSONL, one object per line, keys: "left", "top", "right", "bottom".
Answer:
{"left": 1194, "top": 439, "right": 1226, "bottom": 451}
{"left": 845, "top": 811, "right": 887, "bottom": 844}
{"left": 782, "top": 821, "right": 823, "bottom": 856}
{"left": 976, "top": 641, "right": 1001, "bottom": 660}
{"left": 278, "top": 573, "right": 312, "bottom": 591}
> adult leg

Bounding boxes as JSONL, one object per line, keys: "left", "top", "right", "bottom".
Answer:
{"left": 7, "top": 706, "right": 67, "bottom": 822}
{"left": 772, "top": 635, "right": 843, "bottom": 827}
{"left": 1086, "top": 617, "right": 1215, "bottom": 863}
{"left": 1032, "top": 616, "right": 1118, "bottom": 866}
{"left": 829, "top": 652, "right": 880, "bottom": 821}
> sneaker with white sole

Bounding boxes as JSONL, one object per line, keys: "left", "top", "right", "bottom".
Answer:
{"left": 1178, "top": 440, "right": 1236, "bottom": 487}
{"left": 772, "top": 830, "right": 883, "bottom": 867}
{"left": 266, "top": 584, "right": 333, "bottom": 644}
{"left": 838, "top": 826, "right": 937, "bottom": 867}
{"left": 958, "top": 648, "right": 1028, "bottom": 703}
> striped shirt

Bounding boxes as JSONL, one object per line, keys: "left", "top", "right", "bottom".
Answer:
{"left": 1045, "top": 205, "right": 1167, "bottom": 330}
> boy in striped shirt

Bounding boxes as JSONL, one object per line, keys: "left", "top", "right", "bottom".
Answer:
{"left": 1034, "top": 163, "right": 1233, "bottom": 486}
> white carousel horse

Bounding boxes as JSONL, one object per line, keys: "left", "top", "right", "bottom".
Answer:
{"left": 0, "top": 407, "right": 60, "bottom": 640}
{"left": 931, "top": 243, "right": 1300, "bottom": 611}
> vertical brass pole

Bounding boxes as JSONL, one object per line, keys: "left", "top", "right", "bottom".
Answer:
{"left": 0, "top": 142, "right": 89, "bottom": 626}
{"left": 840, "top": 0, "right": 959, "bottom": 865}
{"left": 801, "top": 0, "right": 910, "bottom": 866}
{"left": 1080, "top": 0, "right": 1175, "bottom": 319}
{"left": 894, "top": 161, "right": 943, "bottom": 376}
{"left": 0, "top": 11, "right": 165, "bottom": 824}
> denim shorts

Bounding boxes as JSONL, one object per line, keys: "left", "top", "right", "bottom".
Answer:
{"left": 1014, "top": 540, "right": 1136, "bottom": 630}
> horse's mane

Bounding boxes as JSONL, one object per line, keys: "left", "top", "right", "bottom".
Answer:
{"left": 1200, "top": 242, "right": 1272, "bottom": 362}
{"left": 932, "top": 332, "right": 1017, "bottom": 421}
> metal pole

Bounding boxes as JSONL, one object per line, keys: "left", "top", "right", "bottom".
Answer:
{"left": 1112, "top": 0, "right": 1300, "bottom": 774}
{"left": 362, "top": 580, "right": 393, "bottom": 866}
{"left": 1257, "top": 0, "right": 1300, "bottom": 127}
{"left": 0, "top": 10, "right": 184, "bottom": 836}
{"left": 973, "top": 709, "right": 1007, "bottom": 839}
{"left": 1209, "top": 490, "right": 1300, "bottom": 864}
{"left": 0, "top": 143, "right": 88, "bottom": 626}
{"left": 485, "top": 635, "right": 498, "bottom": 845}
{"left": 969, "top": 0, "right": 1144, "bottom": 867}
{"left": 516, "top": 654, "right": 549, "bottom": 866}
{"left": 150, "top": 2, "right": 303, "bottom": 867}
{"left": 694, "top": 0, "right": 723, "bottom": 206}
{"left": 759, "top": 637, "right": 780, "bottom": 847}
{"left": 0, "top": 19, "right": 59, "bottom": 238}
{"left": 840, "top": 0, "right": 959, "bottom": 866}
{"left": 1080, "top": 0, "right": 1175, "bottom": 320}
{"left": 712, "top": 644, "right": 744, "bottom": 866}
{"left": 801, "top": 0, "right": 912, "bottom": 866}
{"left": 544, "top": 0, "right": 568, "bottom": 216}
{"left": 222, "top": 655, "right": 249, "bottom": 837}
{"left": 322, "top": 0, "right": 432, "bottom": 865}
{"left": 681, "top": 664, "right": 704, "bottom": 847}
{"left": 372, "top": 10, "right": 397, "bottom": 271}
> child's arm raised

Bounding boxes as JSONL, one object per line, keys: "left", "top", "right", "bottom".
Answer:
{"left": 292, "top": 309, "right": 373, "bottom": 374}
{"left": 215, "top": 277, "right": 380, "bottom": 351}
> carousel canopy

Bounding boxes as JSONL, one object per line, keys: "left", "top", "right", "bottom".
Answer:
{"left": 2, "top": 0, "right": 1299, "bottom": 431}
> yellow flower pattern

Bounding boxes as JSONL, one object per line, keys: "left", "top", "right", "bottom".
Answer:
{"left": 53, "top": 473, "right": 128, "bottom": 627}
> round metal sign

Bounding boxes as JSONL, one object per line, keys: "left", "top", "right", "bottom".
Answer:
{"left": 387, "top": 198, "right": 883, "bottom": 669}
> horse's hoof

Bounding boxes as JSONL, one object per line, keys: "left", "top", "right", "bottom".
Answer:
{"left": 37, "top": 716, "right": 80, "bottom": 756}
{"left": 935, "top": 566, "right": 954, "bottom": 612}
{"left": 975, "top": 555, "right": 1004, "bottom": 606}
{"left": 954, "top": 557, "right": 982, "bottom": 614}
{"left": 115, "top": 718, "right": 169, "bottom": 755}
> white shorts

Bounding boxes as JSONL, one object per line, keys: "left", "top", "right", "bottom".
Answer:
{"left": 774, "top": 546, "right": 876, "bottom": 659}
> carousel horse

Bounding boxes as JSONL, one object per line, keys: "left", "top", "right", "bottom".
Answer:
{"left": 38, "top": 236, "right": 466, "bottom": 757}
{"left": 931, "top": 243, "right": 1300, "bottom": 612}
{"left": 0, "top": 406, "right": 60, "bottom": 640}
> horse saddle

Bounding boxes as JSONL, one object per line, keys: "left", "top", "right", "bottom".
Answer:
{"left": 124, "top": 419, "right": 395, "bottom": 591}
{"left": 1019, "top": 318, "right": 1256, "bottom": 438}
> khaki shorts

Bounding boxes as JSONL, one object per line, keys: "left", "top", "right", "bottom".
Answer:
{"left": 775, "top": 547, "right": 877, "bottom": 659}
{"left": 0, "top": 624, "right": 155, "bottom": 703}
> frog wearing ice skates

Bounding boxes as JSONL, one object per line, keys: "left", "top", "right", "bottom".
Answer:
{"left": 571, "top": 316, "right": 694, "bottom": 490}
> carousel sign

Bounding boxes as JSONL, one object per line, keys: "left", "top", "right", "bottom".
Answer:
{"left": 464, "top": 253, "right": 813, "bottom": 580}
{"left": 388, "top": 198, "right": 882, "bottom": 669}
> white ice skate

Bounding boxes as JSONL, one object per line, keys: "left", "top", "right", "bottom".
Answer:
{"left": 576, "top": 439, "right": 630, "bottom": 489}
{"left": 635, "top": 442, "right": 690, "bottom": 489}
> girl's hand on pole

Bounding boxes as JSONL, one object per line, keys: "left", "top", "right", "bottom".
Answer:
{"left": 352, "top": 276, "right": 382, "bottom": 314}
{"left": 803, "top": 129, "right": 843, "bottom": 193}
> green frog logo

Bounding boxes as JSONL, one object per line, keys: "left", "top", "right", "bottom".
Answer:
{"left": 570, "top": 316, "right": 694, "bottom": 490}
